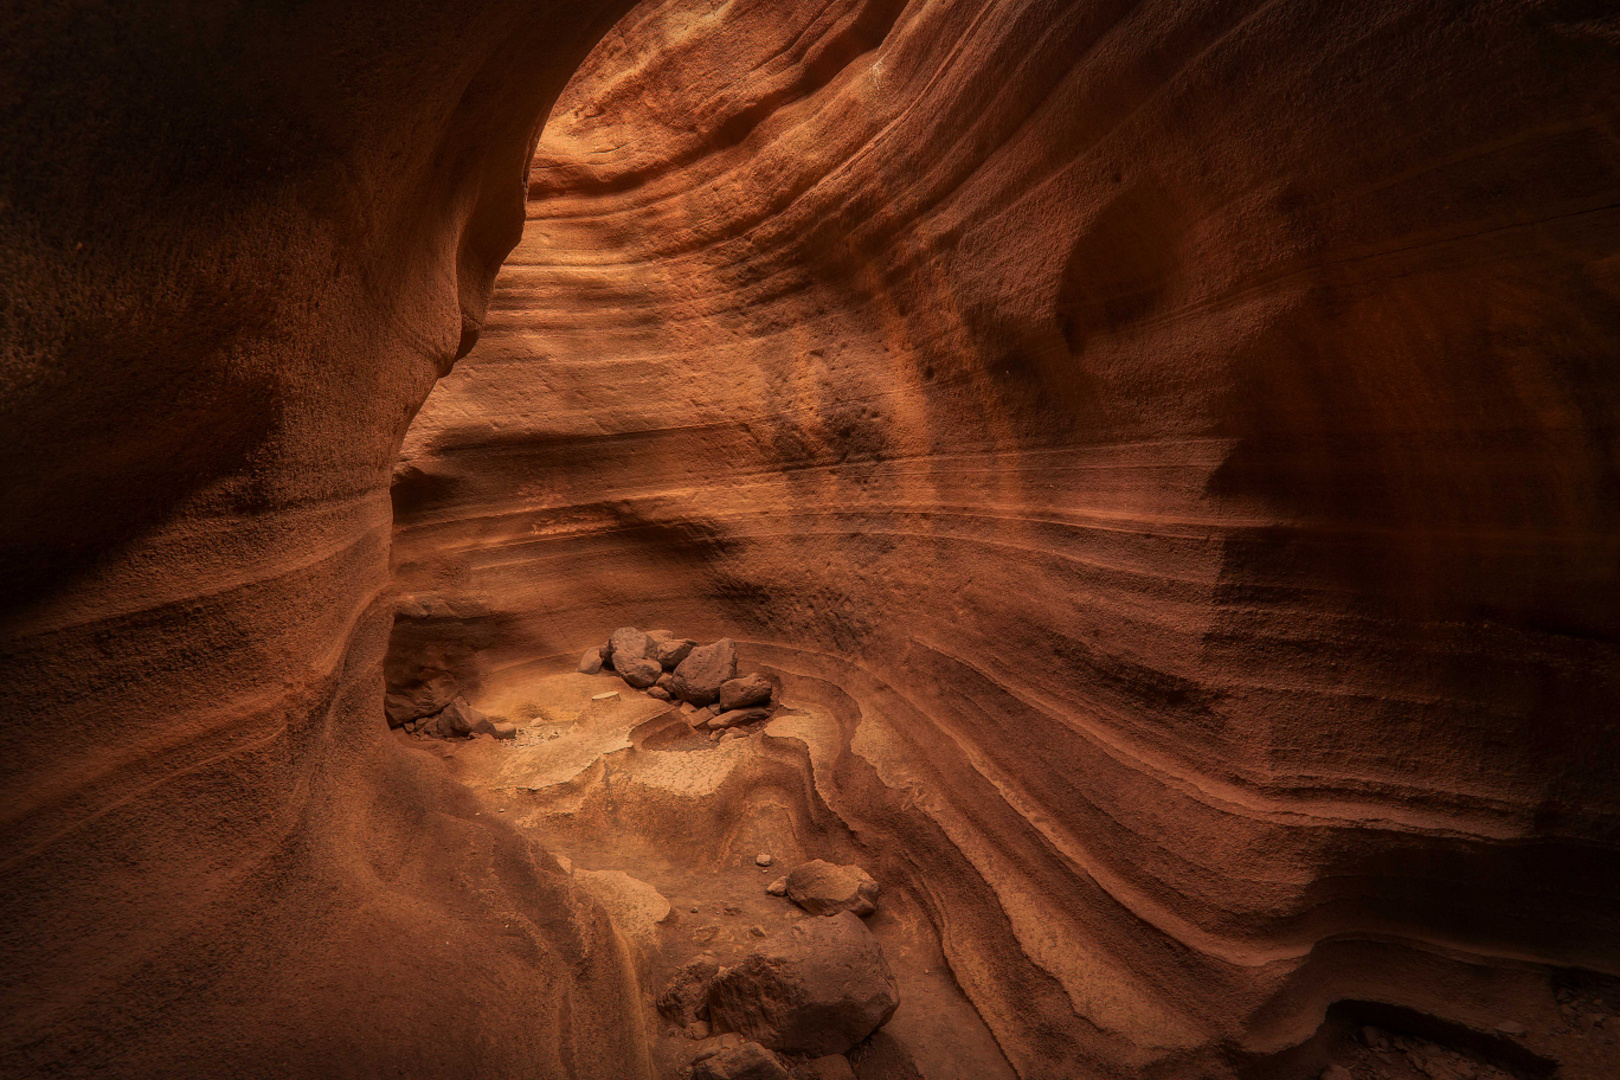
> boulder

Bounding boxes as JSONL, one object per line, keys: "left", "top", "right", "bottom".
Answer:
{"left": 720, "top": 673, "right": 774, "bottom": 711}
{"left": 785, "top": 860, "right": 880, "bottom": 917}
{"left": 672, "top": 639, "right": 739, "bottom": 705}
{"left": 707, "top": 707, "right": 770, "bottom": 731}
{"left": 657, "top": 955, "right": 720, "bottom": 1026}
{"left": 691, "top": 1042, "right": 790, "bottom": 1080}
{"left": 706, "top": 911, "right": 898, "bottom": 1057}
{"left": 617, "top": 656, "right": 663, "bottom": 689}
{"left": 578, "top": 647, "right": 605, "bottom": 675}
{"left": 649, "top": 630, "right": 697, "bottom": 670}
{"left": 792, "top": 1057, "right": 856, "bottom": 1080}
{"left": 608, "top": 626, "right": 657, "bottom": 667}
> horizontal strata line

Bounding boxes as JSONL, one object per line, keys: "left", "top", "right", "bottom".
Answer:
{"left": 913, "top": 636, "right": 1530, "bottom": 841}
{"left": 0, "top": 584, "right": 389, "bottom": 859}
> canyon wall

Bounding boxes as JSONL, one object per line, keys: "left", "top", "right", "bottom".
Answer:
{"left": 0, "top": 2, "right": 647, "bottom": 1076}
{"left": 392, "top": 0, "right": 1620, "bottom": 1076}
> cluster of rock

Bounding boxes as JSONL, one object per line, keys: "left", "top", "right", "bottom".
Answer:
{"left": 663, "top": 859, "right": 889, "bottom": 1078}
{"left": 388, "top": 683, "right": 516, "bottom": 740}
{"left": 582, "top": 628, "right": 778, "bottom": 735}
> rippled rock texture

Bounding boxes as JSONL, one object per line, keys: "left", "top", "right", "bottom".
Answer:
{"left": 0, "top": 2, "right": 645, "bottom": 1076}
{"left": 392, "top": 0, "right": 1620, "bottom": 1076}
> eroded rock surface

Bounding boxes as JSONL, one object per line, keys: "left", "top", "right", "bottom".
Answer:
{"left": 707, "top": 912, "right": 900, "bottom": 1057}
{"left": 785, "top": 860, "right": 881, "bottom": 918}
{"left": 0, "top": 2, "right": 646, "bottom": 1077}
{"left": 389, "top": 1, "right": 1620, "bottom": 1076}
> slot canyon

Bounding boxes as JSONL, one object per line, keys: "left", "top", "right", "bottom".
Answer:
{"left": 2, "top": 0, "right": 1618, "bottom": 1078}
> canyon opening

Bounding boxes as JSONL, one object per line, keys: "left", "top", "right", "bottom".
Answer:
{"left": 2, "top": 2, "right": 1618, "bottom": 1079}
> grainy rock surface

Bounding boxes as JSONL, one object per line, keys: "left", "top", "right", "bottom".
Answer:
{"left": 691, "top": 1042, "right": 790, "bottom": 1080}
{"left": 0, "top": 3, "right": 645, "bottom": 1078}
{"left": 719, "top": 674, "right": 774, "bottom": 711}
{"left": 389, "top": 2, "right": 1620, "bottom": 1076}
{"left": 671, "top": 640, "right": 740, "bottom": 706}
{"left": 706, "top": 912, "right": 899, "bottom": 1057}
{"left": 785, "top": 860, "right": 881, "bottom": 918}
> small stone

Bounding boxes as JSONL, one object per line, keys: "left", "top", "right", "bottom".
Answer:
{"left": 648, "top": 685, "right": 673, "bottom": 700}
{"left": 686, "top": 1020, "right": 711, "bottom": 1040}
{"left": 693, "top": 925, "right": 720, "bottom": 944}
{"left": 680, "top": 701, "right": 698, "bottom": 715}
{"left": 672, "top": 639, "right": 740, "bottom": 706}
{"left": 766, "top": 878, "right": 788, "bottom": 896}
{"left": 749, "top": 925, "right": 766, "bottom": 938}
{"left": 1496, "top": 1021, "right": 1527, "bottom": 1037}
{"left": 756, "top": 853, "right": 774, "bottom": 867}
{"left": 784, "top": 860, "right": 881, "bottom": 917}
{"left": 578, "top": 647, "right": 605, "bottom": 675}
{"left": 722, "top": 729, "right": 746, "bottom": 741}
{"left": 690, "top": 1041, "right": 790, "bottom": 1080}
{"left": 657, "top": 671, "right": 676, "bottom": 690}
{"left": 592, "top": 691, "right": 620, "bottom": 702}
{"left": 719, "top": 673, "right": 775, "bottom": 711}
{"left": 617, "top": 656, "right": 662, "bottom": 689}
{"left": 491, "top": 721, "right": 518, "bottom": 740}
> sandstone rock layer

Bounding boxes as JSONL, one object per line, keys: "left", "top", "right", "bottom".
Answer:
{"left": 391, "top": 1, "right": 1620, "bottom": 1076}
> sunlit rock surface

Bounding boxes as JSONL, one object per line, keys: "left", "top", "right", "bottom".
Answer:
{"left": 393, "top": 1, "right": 1620, "bottom": 1076}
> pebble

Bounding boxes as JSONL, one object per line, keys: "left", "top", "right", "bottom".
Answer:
{"left": 756, "top": 853, "right": 773, "bottom": 867}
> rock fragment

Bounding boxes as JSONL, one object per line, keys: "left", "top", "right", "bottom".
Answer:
{"left": 608, "top": 626, "right": 657, "bottom": 667}
{"left": 435, "top": 697, "right": 484, "bottom": 737}
{"left": 691, "top": 1042, "right": 790, "bottom": 1080}
{"left": 657, "top": 954, "right": 719, "bottom": 1027}
{"left": 766, "top": 878, "right": 787, "bottom": 896}
{"left": 491, "top": 721, "right": 518, "bottom": 740}
{"left": 578, "top": 647, "right": 605, "bottom": 675}
{"left": 756, "top": 853, "right": 773, "bottom": 867}
{"left": 617, "top": 656, "right": 663, "bottom": 689}
{"left": 708, "top": 707, "right": 770, "bottom": 730}
{"left": 648, "top": 686, "right": 673, "bottom": 701}
{"left": 785, "top": 860, "right": 880, "bottom": 917}
{"left": 706, "top": 911, "right": 899, "bottom": 1056}
{"left": 672, "top": 638, "right": 739, "bottom": 705}
{"left": 720, "top": 673, "right": 774, "bottom": 711}
{"left": 649, "top": 630, "right": 697, "bottom": 670}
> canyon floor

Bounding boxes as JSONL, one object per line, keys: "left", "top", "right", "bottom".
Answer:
{"left": 398, "top": 655, "right": 1619, "bottom": 1080}
{"left": 403, "top": 661, "right": 1018, "bottom": 1079}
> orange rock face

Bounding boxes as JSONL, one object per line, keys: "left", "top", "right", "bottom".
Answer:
{"left": 391, "top": 1, "right": 1620, "bottom": 1076}
{"left": 0, "top": 2, "right": 646, "bottom": 1077}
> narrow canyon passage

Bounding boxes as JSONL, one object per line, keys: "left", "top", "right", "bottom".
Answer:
{"left": 3, "top": 1, "right": 1619, "bottom": 1079}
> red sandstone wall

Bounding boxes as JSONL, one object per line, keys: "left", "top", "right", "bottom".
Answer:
{"left": 0, "top": 3, "right": 647, "bottom": 1076}
{"left": 393, "top": 1, "right": 1620, "bottom": 1075}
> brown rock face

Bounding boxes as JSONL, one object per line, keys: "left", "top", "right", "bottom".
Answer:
{"left": 706, "top": 912, "right": 901, "bottom": 1058}
{"left": 388, "top": 0, "right": 1620, "bottom": 1076}
{"left": 0, "top": 1, "right": 644, "bottom": 1077}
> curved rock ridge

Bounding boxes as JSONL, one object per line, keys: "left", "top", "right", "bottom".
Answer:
{"left": 392, "top": 0, "right": 1620, "bottom": 1076}
{"left": 0, "top": 2, "right": 648, "bottom": 1077}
